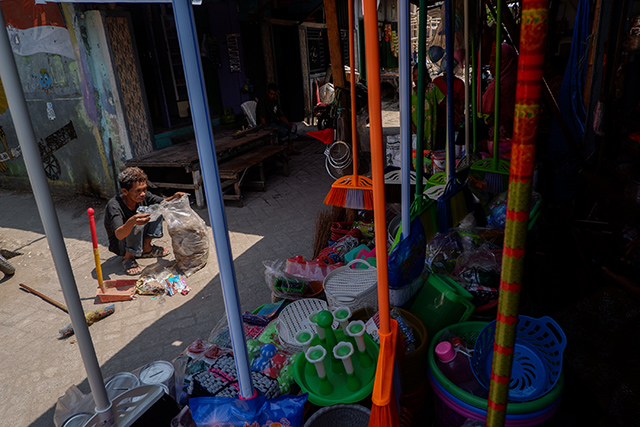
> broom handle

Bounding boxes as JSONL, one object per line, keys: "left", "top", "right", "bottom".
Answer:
{"left": 493, "top": 0, "right": 502, "bottom": 164}
{"left": 464, "top": 0, "right": 470, "bottom": 157}
{"left": 87, "top": 208, "right": 105, "bottom": 291}
{"left": 486, "top": 1, "right": 550, "bottom": 424}
{"left": 415, "top": 0, "right": 427, "bottom": 197}
{"left": 349, "top": 0, "right": 358, "bottom": 176}
{"left": 445, "top": 0, "right": 455, "bottom": 181}
{"left": 363, "top": 0, "right": 390, "bottom": 335}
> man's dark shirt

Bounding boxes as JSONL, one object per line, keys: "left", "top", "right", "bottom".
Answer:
{"left": 104, "top": 192, "right": 163, "bottom": 255}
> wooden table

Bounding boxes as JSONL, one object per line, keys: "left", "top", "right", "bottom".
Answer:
{"left": 125, "top": 126, "right": 276, "bottom": 208}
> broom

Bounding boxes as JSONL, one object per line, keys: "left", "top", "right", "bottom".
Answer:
{"left": 470, "top": 0, "right": 509, "bottom": 194}
{"left": 401, "top": 0, "right": 438, "bottom": 243}
{"left": 436, "top": 0, "right": 474, "bottom": 233}
{"left": 323, "top": 0, "right": 373, "bottom": 211}
{"left": 486, "top": 1, "right": 550, "bottom": 424}
{"left": 455, "top": 0, "right": 480, "bottom": 172}
{"left": 363, "top": 0, "right": 402, "bottom": 425}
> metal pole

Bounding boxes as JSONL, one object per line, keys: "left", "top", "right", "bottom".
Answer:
{"left": 398, "top": 0, "right": 410, "bottom": 237}
{"left": 171, "top": 0, "right": 254, "bottom": 399}
{"left": 0, "top": 7, "right": 113, "bottom": 424}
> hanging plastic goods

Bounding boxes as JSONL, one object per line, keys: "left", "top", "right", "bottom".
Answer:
{"left": 435, "top": 340, "right": 486, "bottom": 397}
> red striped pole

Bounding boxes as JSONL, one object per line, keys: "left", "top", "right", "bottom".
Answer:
{"left": 486, "top": 1, "right": 550, "bottom": 425}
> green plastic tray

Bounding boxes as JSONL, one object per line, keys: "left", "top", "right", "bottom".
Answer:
{"left": 292, "top": 328, "right": 379, "bottom": 406}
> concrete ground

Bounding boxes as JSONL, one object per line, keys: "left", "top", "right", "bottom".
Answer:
{"left": 0, "top": 95, "right": 400, "bottom": 426}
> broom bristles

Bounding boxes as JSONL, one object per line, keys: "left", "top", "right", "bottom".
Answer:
{"left": 325, "top": 185, "right": 374, "bottom": 210}
{"left": 324, "top": 187, "right": 347, "bottom": 207}
{"left": 485, "top": 171, "right": 507, "bottom": 195}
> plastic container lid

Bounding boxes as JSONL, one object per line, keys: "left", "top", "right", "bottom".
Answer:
{"left": 435, "top": 341, "right": 456, "bottom": 363}
{"left": 104, "top": 372, "right": 140, "bottom": 400}
{"left": 62, "top": 412, "right": 93, "bottom": 427}
{"left": 139, "top": 361, "right": 174, "bottom": 387}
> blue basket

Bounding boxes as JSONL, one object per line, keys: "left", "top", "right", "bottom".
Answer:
{"left": 470, "top": 316, "right": 566, "bottom": 402}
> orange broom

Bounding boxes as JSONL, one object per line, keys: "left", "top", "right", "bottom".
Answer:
{"left": 323, "top": 0, "right": 373, "bottom": 210}
{"left": 363, "top": 0, "right": 402, "bottom": 425}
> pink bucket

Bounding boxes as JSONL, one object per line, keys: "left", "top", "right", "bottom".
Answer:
{"left": 432, "top": 150, "right": 446, "bottom": 174}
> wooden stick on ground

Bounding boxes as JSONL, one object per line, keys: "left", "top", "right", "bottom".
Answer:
{"left": 19, "top": 283, "right": 69, "bottom": 313}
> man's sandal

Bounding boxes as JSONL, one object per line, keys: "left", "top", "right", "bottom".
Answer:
{"left": 140, "top": 245, "right": 169, "bottom": 258}
{"left": 123, "top": 258, "right": 142, "bottom": 276}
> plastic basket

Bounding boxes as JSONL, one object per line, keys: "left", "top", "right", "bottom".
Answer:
{"left": 276, "top": 298, "right": 333, "bottom": 353}
{"left": 323, "top": 259, "right": 378, "bottom": 312}
{"left": 428, "top": 321, "right": 564, "bottom": 415}
{"left": 304, "top": 404, "right": 371, "bottom": 427}
{"left": 429, "top": 370, "right": 561, "bottom": 424}
{"left": 470, "top": 316, "right": 566, "bottom": 402}
{"left": 408, "top": 273, "right": 475, "bottom": 342}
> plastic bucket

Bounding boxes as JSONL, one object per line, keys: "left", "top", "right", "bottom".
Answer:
{"left": 429, "top": 370, "right": 561, "bottom": 425}
{"left": 428, "top": 322, "right": 563, "bottom": 415}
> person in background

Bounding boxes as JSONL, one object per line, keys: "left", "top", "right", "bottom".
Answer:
{"left": 482, "top": 43, "right": 519, "bottom": 141}
{"left": 257, "top": 83, "right": 299, "bottom": 155}
{"left": 411, "top": 63, "right": 445, "bottom": 152}
{"left": 104, "top": 167, "right": 185, "bottom": 275}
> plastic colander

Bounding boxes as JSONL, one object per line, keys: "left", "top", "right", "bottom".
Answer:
{"left": 470, "top": 316, "right": 566, "bottom": 402}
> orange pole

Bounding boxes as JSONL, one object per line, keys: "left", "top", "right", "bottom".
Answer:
{"left": 349, "top": 0, "right": 358, "bottom": 174}
{"left": 363, "top": 0, "right": 389, "bottom": 335}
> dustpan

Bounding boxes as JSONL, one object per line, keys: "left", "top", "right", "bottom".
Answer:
{"left": 98, "top": 279, "right": 137, "bottom": 302}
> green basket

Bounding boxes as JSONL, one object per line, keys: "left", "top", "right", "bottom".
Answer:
{"left": 428, "top": 321, "right": 564, "bottom": 414}
{"left": 408, "top": 274, "right": 475, "bottom": 342}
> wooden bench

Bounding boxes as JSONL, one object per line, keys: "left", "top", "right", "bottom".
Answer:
{"left": 125, "top": 126, "right": 282, "bottom": 208}
{"left": 218, "top": 143, "right": 290, "bottom": 206}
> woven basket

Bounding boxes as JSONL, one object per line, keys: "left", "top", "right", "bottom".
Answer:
{"left": 276, "top": 298, "right": 335, "bottom": 353}
{"left": 323, "top": 259, "right": 378, "bottom": 312}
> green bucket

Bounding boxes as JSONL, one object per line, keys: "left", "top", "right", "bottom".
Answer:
{"left": 428, "top": 321, "right": 564, "bottom": 415}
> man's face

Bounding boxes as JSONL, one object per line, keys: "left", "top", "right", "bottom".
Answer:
{"left": 123, "top": 181, "right": 147, "bottom": 204}
{"left": 267, "top": 89, "right": 278, "bottom": 100}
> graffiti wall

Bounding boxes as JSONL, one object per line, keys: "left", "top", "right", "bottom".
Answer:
{"left": 0, "top": 0, "right": 135, "bottom": 198}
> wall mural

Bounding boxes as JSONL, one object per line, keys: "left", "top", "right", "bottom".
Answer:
{"left": 0, "top": 127, "right": 22, "bottom": 172}
{"left": 39, "top": 68, "right": 52, "bottom": 93}
{"left": 38, "top": 120, "right": 77, "bottom": 180}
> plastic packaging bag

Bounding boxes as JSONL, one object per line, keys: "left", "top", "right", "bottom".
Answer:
{"left": 425, "top": 231, "right": 464, "bottom": 275}
{"left": 189, "top": 393, "right": 307, "bottom": 427}
{"left": 263, "top": 260, "right": 321, "bottom": 300}
{"left": 388, "top": 217, "right": 426, "bottom": 289}
{"left": 150, "top": 195, "right": 209, "bottom": 276}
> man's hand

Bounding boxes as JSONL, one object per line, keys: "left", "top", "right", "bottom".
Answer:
{"left": 165, "top": 192, "right": 187, "bottom": 201}
{"left": 131, "top": 213, "right": 151, "bottom": 226}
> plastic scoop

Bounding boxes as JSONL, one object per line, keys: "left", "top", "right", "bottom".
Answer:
{"left": 305, "top": 345, "right": 333, "bottom": 395}
{"left": 346, "top": 320, "right": 373, "bottom": 368}
{"left": 333, "top": 341, "right": 361, "bottom": 391}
